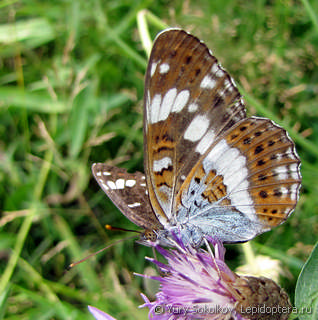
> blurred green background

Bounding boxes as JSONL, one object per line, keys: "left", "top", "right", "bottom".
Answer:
{"left": 1, "top": 0, "right": 318, "bottom": 319}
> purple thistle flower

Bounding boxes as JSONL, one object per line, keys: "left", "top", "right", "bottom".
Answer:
{"left": 88, "top": 236, "right": 291, "bottom": 320}
{"left": 137, "top": 237, "right": 247, "bottom": 320}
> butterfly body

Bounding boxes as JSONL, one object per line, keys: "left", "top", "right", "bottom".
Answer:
{"left": 92, "top": 29, "right": 301, "bottom": 247}
{"left": 151, "top": 211, "right": 265, "bottom": 247}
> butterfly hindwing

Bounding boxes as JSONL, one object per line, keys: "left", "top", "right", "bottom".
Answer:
{"left": 92, "top": 163, "right": 161, "bottom": 230}
{"left": 175, "top": 117, "right": 301, "bottom": 242}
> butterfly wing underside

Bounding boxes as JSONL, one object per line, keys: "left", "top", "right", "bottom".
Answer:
{"left": 175, "top": 117, "right": 301, "bottom": 242}
{"left": 143, "top": 29, "right": 301, "bottom": 242}
{"left": 144, "top": 29, "right": 246, "bottom": 225}
{"left": 92, "top": 163, "right": 161, "bottom": 230}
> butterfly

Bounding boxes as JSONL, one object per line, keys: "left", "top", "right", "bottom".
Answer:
{"left": 92, "top": 29, "right": 301, "bottom": 247}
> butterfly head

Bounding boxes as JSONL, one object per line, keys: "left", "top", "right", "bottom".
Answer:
{"left": 142, "top": 229, "right": 158, "bottom": 242}
{"left": 137, "top": 228, "right": 178, "bottom": 247}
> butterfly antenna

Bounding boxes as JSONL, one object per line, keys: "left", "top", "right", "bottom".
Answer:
{"left": 105, "top": 224, "right": 142, "bottom": 233}
{"left": 67, "top": 235, "right": 137, "bottom": 270}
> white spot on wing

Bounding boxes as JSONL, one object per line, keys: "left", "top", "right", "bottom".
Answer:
{"left": 150, "top": 61, "right": 159, "bottom": 77}
{"left": 103, "top": 171, "right": 111, "bottom": 176}
{"left": 195, "top": 129, "right": 215, "bottom": 154}
{"left": 107, "top": 181, "right": 116, "bottom": 190}
{"left": 287, "top": 148, "right": 296, "bottom": 159}
{"left": 153, "top": 157, "right": 172, "bottom": 172}
{"left": 290, "top": 183, "right": 298, "bottom": 201}
{"left": 188, "top": 103, "right": 198, "bottom": 112}
{"left": 211, "top": 63, "right": 225, "bottom": 77}
{"left": 128, "top": 202, "right": 141, "bottom": 208}
{"left": 215, "top": 68, "right": 225, "bottom": 78}
{"left": 96, "top": 171, "right": 102, "bottom": 177}
{"left": 290, "top": 163, "right": 300, "bottom": 180}
{"left": 276, "top": 153, "right": 282, "bottom": 160}
{"left": 281, "top": 187, "right": 288, "bottom": 195}
{"left": 115, "top": 179, "right": 125, "bottom": 189}
{"left": 211, "top": 64, "right": 218, "bottom": 74}
{"left": 205, "top": 139, "right": 228, "bottom": 163}
{"left": 150, "top": 94, "right": 162, "bottom": 124}
{"left": 224, "top": 79, "right": 233, "bottom": 92}
{"left": 125, "top": 180, "right": 136, "bottom": 187}
{"left": 172, "top": 90, "right": 190, "bottom": 113}
{"left": 184, "top": 115, "right": 209, "bottom": 142}
{"left": 159, "top": 63, "right": 170, "bottom": 74}
{"left": 274, "top": 166, "right": 288, "bottom": 180}
{"left": 200, "top": 75, "right": 216, "bottom": 89}
{"left": 159, "top": 88, "right": 177, "bottom": 122}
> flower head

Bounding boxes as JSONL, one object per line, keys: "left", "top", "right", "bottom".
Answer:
{"left": 137, "top": 237, "right": 245, "bottom": 319}
{"left": 138, "top": 236, "right": 291, "bottom": 320}
{"left": 88, "top": 236, "right": 291, "bottom": 320}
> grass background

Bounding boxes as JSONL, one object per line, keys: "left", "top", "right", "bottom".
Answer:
{"left": 1, "top": 0, "right": 318, "bottom": 319}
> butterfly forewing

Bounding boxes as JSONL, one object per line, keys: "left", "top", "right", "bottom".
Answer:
{"left": 92, "top": 163, "right": 161, "bottom": 230}
{"left": 144, "top": 29, "right": 247, "bottom": 223}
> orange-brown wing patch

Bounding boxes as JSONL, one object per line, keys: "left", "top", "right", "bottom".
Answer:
{"left": 224, "top": 118, "right": 301, "bottom": 227}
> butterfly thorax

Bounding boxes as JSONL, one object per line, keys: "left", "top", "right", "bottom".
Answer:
{"left": 142, "top": 229, "right": 159, "bottom": 242}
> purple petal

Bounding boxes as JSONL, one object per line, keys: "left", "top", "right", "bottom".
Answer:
{"left": 88, "top": 306, "right": 117, "bottom": 320}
